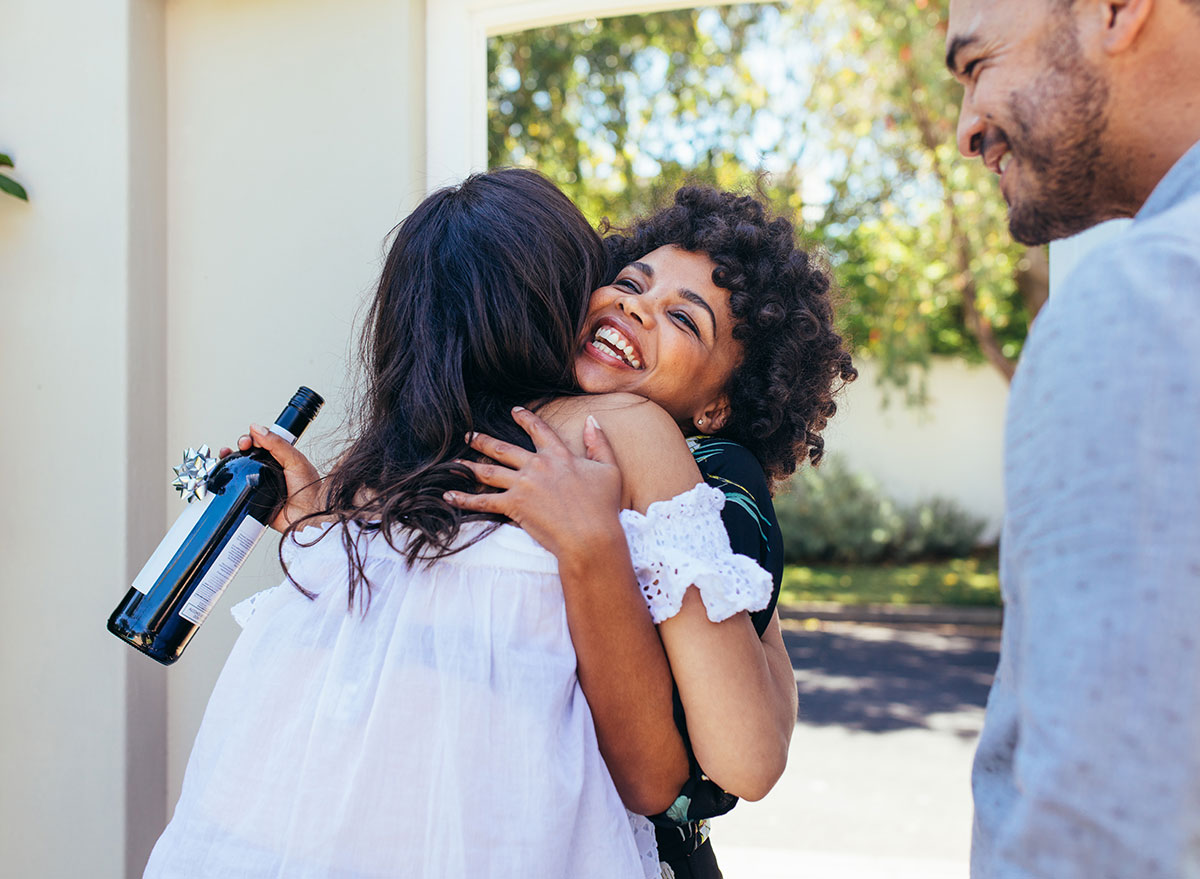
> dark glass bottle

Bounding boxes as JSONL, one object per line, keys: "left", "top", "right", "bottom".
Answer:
{"left": 108, "top": 387, "right": 324, "bottom": 665}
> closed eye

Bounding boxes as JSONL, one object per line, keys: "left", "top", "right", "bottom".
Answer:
{"left": 614, "top": 277, "right": 641, "bottom": 293}
{"left": 963, "top": 58, "right": 981, "bottom": 79}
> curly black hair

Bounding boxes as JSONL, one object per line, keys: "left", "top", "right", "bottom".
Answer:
{"left": 602, "top": 185, "right": 857, "bottom": 485}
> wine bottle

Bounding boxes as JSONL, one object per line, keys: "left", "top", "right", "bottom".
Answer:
{"left": 108, "top": 387, "right": 324, "bottom": 665}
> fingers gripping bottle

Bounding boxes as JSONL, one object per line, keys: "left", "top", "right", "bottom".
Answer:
{"left": 108, "top": 387, "right": 323, "bottom": 665}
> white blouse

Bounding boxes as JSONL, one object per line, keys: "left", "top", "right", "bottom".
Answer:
{"left": 144, "top": 484, "right": 770, "bottom": 879}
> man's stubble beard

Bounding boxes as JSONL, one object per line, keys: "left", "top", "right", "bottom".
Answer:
{"left": 1004, "top": 29, "right": 1118, "bottom": 245}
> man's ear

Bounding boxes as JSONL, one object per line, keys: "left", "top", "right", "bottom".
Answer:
{"left": 694, "top": 397, "right": 731, "bottom": 433}
{"left": 1100, "top": 0, "right": 1154, "bottom": 54}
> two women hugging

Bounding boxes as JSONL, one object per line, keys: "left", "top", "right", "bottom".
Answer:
{"left": 145, "top": 169, "right": 855, "bottom": 879}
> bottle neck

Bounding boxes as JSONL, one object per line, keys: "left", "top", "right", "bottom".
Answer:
{"left": 270, "top": 387, "right": 324, "bottom": 445}
{"left": 268, "top": 422, "right": 300, "bottom": 445}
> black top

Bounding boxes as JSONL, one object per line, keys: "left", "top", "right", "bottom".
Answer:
{"left": 689, "top": 436, "right": 783, "bottom": 636}
{"left": 651, "top": 436, "right": 784, "bottom": 839}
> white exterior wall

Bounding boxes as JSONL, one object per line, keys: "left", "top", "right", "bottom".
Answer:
{"left": 825, "top": 360, "right": 1009, "bottom": 540}
{"left": 1, "top": 1, "right": 167, "bottom": 875}
{"left": 162, "top": 0, "right": 426, "bottom": 809}
{"left": 1, "top": 1, "right": 424, "bottom": 875}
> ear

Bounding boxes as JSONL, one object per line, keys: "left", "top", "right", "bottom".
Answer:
{"left": 1100, "top": 0, "right": 1154, "bottom": 54}
{"left": 693, "top": 397, "right": 731, "bottom": 433}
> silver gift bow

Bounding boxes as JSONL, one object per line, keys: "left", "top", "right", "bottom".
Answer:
{"left": 172, "top": 445, "right": 219, "bottom": 503}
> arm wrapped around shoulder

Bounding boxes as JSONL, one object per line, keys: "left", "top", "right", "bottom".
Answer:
{"left": 620, "top": 483, "right": 773, "bottom": 624}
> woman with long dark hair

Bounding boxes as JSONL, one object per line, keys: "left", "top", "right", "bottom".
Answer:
{"left": 144, "top": 169, "right": 773, "bottom": 879}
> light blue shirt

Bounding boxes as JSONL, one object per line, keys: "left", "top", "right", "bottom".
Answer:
{"left": 971, "top": 140, "right": 1200, "bottom": 878}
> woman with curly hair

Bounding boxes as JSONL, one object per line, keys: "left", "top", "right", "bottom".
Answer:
{"left": 451, "top": 184, "right": 856, "bottom": 877}
{"left": 599, "top": 185, "right": 854, "bottom": 482}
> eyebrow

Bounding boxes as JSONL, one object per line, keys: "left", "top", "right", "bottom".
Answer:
{"left": 679, "top": 288, "right": 718, "bottom": 338}
{"left": 628, "top": 261, "right": 719, "bottom": 338}
{"left": 945, "top": 34, "right": 979, "bottom": 74}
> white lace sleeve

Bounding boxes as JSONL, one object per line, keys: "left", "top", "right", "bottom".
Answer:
{"left": 626, "top": 811, "right": 663, "bottom": 879}
{"left": 229, "top": 585, "right": 285, "bottom": 628}
{"left": 619, "top": 483, "right": 772, "bottom": 624}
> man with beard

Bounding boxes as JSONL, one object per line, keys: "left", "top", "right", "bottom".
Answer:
{"left": 945, "top": 0, "right": 1200, "bottom": 876}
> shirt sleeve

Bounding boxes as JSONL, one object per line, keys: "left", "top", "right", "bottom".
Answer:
{"left": 690, "top": 438, "right": 784, "bottom": 636}
{"left": 983, "top": 233, "right": 1200, "bottom": 878}
{"left": 618, "top": 483, "right": 772, "bottom": 624}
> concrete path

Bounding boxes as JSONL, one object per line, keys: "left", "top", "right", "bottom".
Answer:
{"left": 708, "top": 618, "right": 1002, "bottom": 878}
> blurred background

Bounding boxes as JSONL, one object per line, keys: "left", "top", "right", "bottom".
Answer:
{"left": 487, "top": 8, "right": 1017, "bottom": 875}
{"left": 1, "top": 1, "right": 1114, "bottom": 877}
{"left": 487, "top": 0, "right": 1037, "bottom": 606}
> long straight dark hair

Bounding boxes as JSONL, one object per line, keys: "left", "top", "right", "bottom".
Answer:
{"left": 286, "top": 169, "right": 606, "bottom": 606}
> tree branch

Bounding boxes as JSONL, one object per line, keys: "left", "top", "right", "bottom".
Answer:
{"left": 900, "top": 56, "right": 1016, "bottom": 382}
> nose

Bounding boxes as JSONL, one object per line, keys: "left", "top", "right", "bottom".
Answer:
{"left": 617, "top": 292, "right": 654, "bottom": 328}
{"left": 956, "top": 99, "right": 985, "bottom": 159}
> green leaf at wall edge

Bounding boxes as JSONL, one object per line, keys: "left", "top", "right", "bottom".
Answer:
{"left": 0, "top": 173, "right": 29, "bottom": 201}
{"left": 0, "top": 154, "right": 13, "bottom": 168}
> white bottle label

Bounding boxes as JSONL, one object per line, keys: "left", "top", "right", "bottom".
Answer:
{"left": 268, "top": 423, "right": 297, "bottom": 444}
{"left": 131, "top": 495, "right": 215, "bottom": 594}
{"left": 178, "top": 516, "right": 268, "bottom": 625}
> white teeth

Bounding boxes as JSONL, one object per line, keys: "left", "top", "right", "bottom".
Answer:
{"left": 592, "top": 325, "right": 642, "bottom": 369}
{"left": 998, "top": 153, "right": 1012, "bottom": 175}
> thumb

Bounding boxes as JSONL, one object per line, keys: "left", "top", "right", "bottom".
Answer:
{"left": 582, "top": 415, "right": 617, "bottom": 465}
{"left": 249, "top": 423, "right": 301, "bottom": 463}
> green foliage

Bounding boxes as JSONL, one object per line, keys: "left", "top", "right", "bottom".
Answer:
{"left": 774, "top": 456, "right": 987, "bottom": 564}
{"left": 899, "top": 497, "right": 989, "bottom": 560}
{"left": 815, "top": 0, "right": 1032, "bottom": 393}
{"left": 779, "top": 555, "right": 1000, "bottom": 607}
{"left": 775, "top": 457, "right": 904, "bottom": 563}
{"left": 488, "top": 6, "right": 778, "bottom": 222}
{"left": 488, "top": 1, "right": 1043, "bottom": 397}
{"left": 0, "top": 153, "right": 29, "bottom": 201}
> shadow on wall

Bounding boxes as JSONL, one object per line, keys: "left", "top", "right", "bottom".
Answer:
{"left": 783, "top": 622, "right": 1000, "bottom": 736}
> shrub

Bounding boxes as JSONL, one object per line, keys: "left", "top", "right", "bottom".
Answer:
{"left": 897, "top": 497, "right": 987, "bottom": 561}
{"left": 775, "top": 457, "right": 987, "bottom": 565}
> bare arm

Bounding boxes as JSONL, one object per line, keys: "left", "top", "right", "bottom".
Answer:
{"left": 659, "top": 599, "right": 796, "bottom": 800}
{"left": 450, "top": 400, "right": 795, "bottom": 806}
{"left": 445, "top": 404, "right": 691, "bottom": 815}
{"left": 598, "top": 404, "right": 795, "bottom": 800}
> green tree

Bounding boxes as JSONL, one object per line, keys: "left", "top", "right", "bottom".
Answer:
{"left": 811, "top": 0, "right": 1042, "bottom": 388}
{"left": 488, "top": 7, "right": 775, "bottom": 221}
{"left": 488, "top": 1, "right": 1045, "bottom": 396}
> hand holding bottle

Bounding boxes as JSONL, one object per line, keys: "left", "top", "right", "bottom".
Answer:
{"left": 110, "top": 387, "right": 323, "bottom": 664}
{"left": 218, "top": 423, "right": 324, "bottom": 532}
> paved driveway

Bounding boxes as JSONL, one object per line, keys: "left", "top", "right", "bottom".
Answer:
{"left": 710, "top": 619, "right": 1002, "bottom": 878}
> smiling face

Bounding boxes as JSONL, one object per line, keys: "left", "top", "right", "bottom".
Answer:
{"left": 575, "top": 245, "right": 742, "bottom": 432}
{"left": 947, "top": 0, "right": 1116, "bottom": 244}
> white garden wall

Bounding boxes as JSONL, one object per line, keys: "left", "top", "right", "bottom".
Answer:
{"left": 824, "top": 359, "right": 1009, "bottom": 541}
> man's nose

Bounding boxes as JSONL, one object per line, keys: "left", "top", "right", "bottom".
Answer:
{"left": 957, "top": 101, "right": 986, "bottom": 159}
